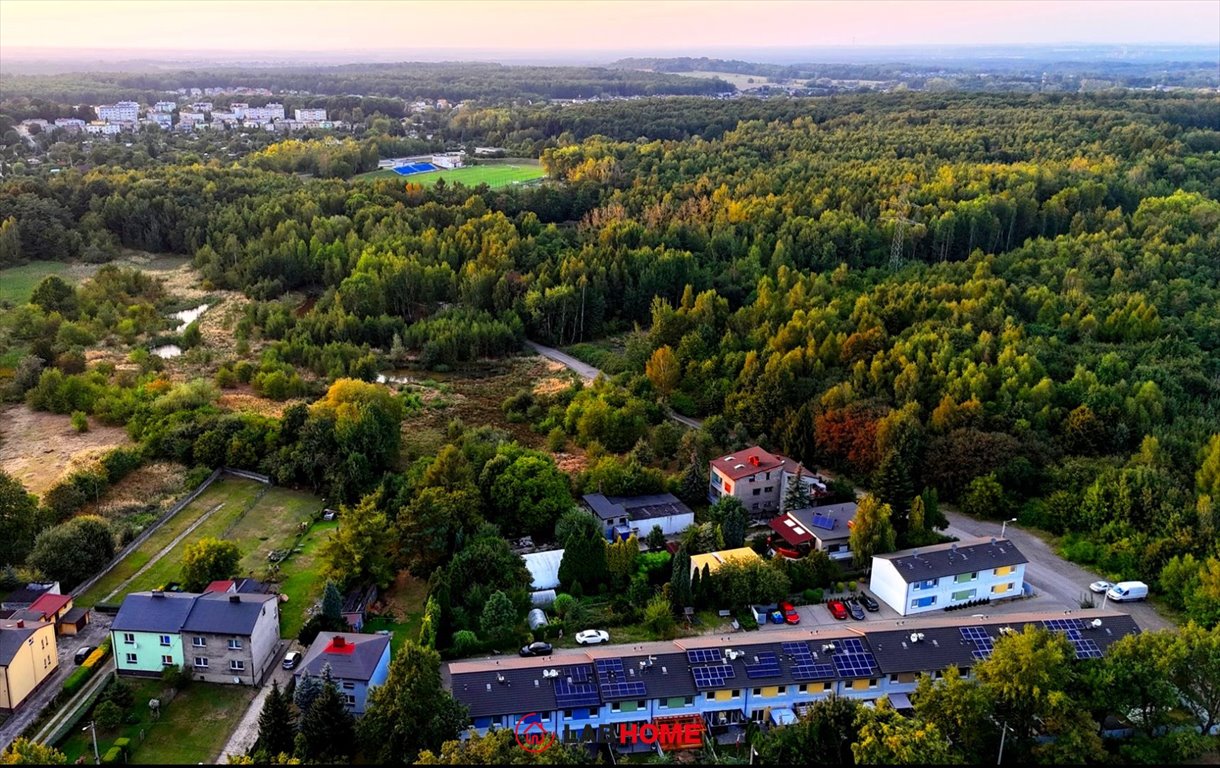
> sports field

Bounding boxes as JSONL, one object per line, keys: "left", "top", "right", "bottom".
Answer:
{"left": 355, "top": 159, "right": 545, "bottom": 188}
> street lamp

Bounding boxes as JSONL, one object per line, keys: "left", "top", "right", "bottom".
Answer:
{"left": 83, "top": 720, "right": 100, "bottom": 765}
{"left": 996, "top": 720, "right": 1009, "bottom": 765}
{"left": 1000, "top": 518, "right": 1018, "bottom": 538}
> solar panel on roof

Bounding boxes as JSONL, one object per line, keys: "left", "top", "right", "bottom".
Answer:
{"left": 687, "top": 649, "right": 723, "bottom": 664}
{"left": 744, "top": 652, "right": 781, "bottom": 679}
{"left": 782, "top": 642, "right": 811, "bottom": 656}
{"left": 1043, "top": 618, "right": 1085, "bottom": 632}
{"left": 832, "top": 651, "right": 876, "bottom": 678}
{"left": 972, "top": 649, "right": 992, "bottom": 661}
{"left": 1072, "top": 638, "right": 1103, "bottom": 660}
{"left": 810, "top": 513, "right": 837, "bottom": 530}
{"left": 691, "top": 663, "right": 735, "bottom": 688}
{"left": 596, "top": 658, "right": 624, "bottom": 676}
{"left": 960, "top": 626, "right": 990, "bottom": 642}
{"left": 554, "top": 677, "right": 599, "bottom": 708}
{"left": 838, "top": 638, "right": 868, "bottom": 654}
{"left": 599, "top": 680, "right": 646, "bottom": 699}
{"left": 792, "top": 662, "right": 836, "bottom": 680}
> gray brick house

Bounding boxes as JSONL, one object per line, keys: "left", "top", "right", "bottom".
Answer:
{"left": 181, "top": 593, "right": 280, "bottom": 685}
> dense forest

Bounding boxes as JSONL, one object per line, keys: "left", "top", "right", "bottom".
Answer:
{"left": 0, "top": 62, "right": 732, "bottom": 105}
{"left": 2, "top": 92, "right": 1219, "bottom": 630}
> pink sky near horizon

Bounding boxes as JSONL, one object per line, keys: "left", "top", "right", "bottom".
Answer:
{"left": 1, "top": 0, "right": 1217, "bottom": 53}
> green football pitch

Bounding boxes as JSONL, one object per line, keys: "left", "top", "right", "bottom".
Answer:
{"left": 355, "top": 161, "right": 545, "bottom": 188}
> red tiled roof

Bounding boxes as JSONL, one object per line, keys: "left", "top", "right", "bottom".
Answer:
{"left": 203, "top": 580, "right": 236, "bottom": 594}
{"left": 768, "top": 514, "right": 815, "bottom": 546}
{"left": 709, "top": 446, "right": 793, "bottom": 481}
{"left": 28, "top": 592, "right": 71, "bottom": 617}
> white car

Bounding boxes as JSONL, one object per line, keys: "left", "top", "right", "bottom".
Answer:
{"left": 575, "top": 630, "right": 609, "bottom": 646}
{"left": 1089, "top": 580, "right": 1113, "bottom": 594}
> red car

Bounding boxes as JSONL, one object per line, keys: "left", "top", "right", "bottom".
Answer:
{"left": 780, "top": 602, "right": 800, "bottom": 625}
{"left": 827, "top": 600, "right": 849, "bottom": 620}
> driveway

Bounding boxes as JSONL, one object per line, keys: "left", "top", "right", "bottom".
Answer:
{"left": 0, "top": 612, "right": 113, "bottom": 750}
{"left": 217, "top": 642, "right": 296, "bottom": 762}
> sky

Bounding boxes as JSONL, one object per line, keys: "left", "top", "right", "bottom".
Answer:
{"left": 2, "top": 0, "right": 1217, "bottom": 57}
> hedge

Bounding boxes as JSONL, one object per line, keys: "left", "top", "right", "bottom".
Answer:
{"left": 63, "top": 665, "right": 95, "bottom": 695}
{"left": 83, "top": 640, "right": 111, "bottom": 670}
{"left": 101, "top": 745, "right": 122, "bottom": 764}
{"left": 112, "top": 738, "right": 131, "bottom": 760}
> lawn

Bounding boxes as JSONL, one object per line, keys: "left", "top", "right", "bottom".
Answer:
{"left": 355, "top": 159, "right": 545, "bottom": 188}
{"left": 275, "top": 520, "right": 338, "bottom": 638}
{"left": 57, "top": 678, "right": 254, "bottom": 764}
{"left": 78, "top": 477, "right": 267, "bottom": 606}
{"left": 0, "top": 261, "right": 71, "bottom": 304}
{"left": 363, "top": 574, "right": 429, "bottom": 653}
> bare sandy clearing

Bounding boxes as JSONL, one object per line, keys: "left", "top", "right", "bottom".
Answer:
{"left": 0, "top": 405, "right": 133, "bottom": 496}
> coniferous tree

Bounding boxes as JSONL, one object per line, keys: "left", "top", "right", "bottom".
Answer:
{"left": 783, "top": 466, "right": 811, "bottom": 512}
{"left": 253, "top": 680, "right": 295, "bottom": 759}
{"left": 292, "top": 671, "right": 322, "bottom": 716}
{"left": 670, "top": 548, "right": 692, "bottom": 611}
{"left": 296, "top": 682, "right": 354, "bottom": 763}
{"left": 321, "top": 581, "right": 343, "bottom": 622}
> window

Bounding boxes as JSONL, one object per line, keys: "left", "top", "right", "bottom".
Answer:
{"left": 951, "top": 589, "right": 977, "bottom": 602}
{"left": 228, "top": 638, "right": 242, "bottom": 650}
{"left": 764, "top": 486, "right": 773, "bottom": 493}
{"left": 345, "top": 694, "right": 356, "bottom": 706}
{"left": 724, "top": 482, "right": 733, "bottom": 494}
{"left": 705, "top": 692, "right": 715, "bottom": 702}
{"left": 752, "top": 488, "right": 761, "bottom": 496}
{"left": 563, "top": 709, "right": 573, "bottom": 719}
{"left": 911, "top": 595, "right": 937, "bottom": 609}
{"left": 955, "top": 572, "right": 978, "bottom": 583}
{"left": 125, "top": 653, "right": 137, "bottom": 665}
{"left": 193, "top": 637, "right": 206, "bottom": 647}
{"left": 159, "top": 634, "right": 171, "bottom": 647}
{"left": 123, "top": 633, "right": 135, "bottom": 644}
{"left": 992, "top": 582, "right": 1014, "bottom": 595}
{"left": 994, "top": 565, "right": 1014, "bottom": 577}
{"left": 161, "top": 655, "right": 173, "bottom": 665}
{"left": 194, "top": 657, "right": 209, "bottom": 668}
{"left": 913, "top": 579, "right": 938, "bottom": 590}
{"left": 342, "top": 681, "right": 356, "bottom": 690}
{"left": 230, "top": 660, "right": 245, "bottom": 672}
{"left": 752, "top": 503, "right": 759, "bottom": 510}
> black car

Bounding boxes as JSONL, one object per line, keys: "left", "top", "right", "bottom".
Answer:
{"left": 519, "top": 641, "right": 553, "bottom": 657}
{"left": 858, "top": 593, "right": 880, "bottom": 612}
{"left": 74, "top": 646, "right": 96, "bottom": 665}
{"left": 846, "top": 599, "right": 866, "bottom": 621}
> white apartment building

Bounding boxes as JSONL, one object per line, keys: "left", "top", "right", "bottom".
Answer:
{"left": 96, "top": 101, "right": 139, "bottom": 122}
{"left": 242, "top": 103, "right": 285, "bottom": 123}
{"left": 870, "top": 537, "right": 1029, "bottom": 616}
{"left": 147, "top": 113, "right": 173, "bottom": 128}
{"left": 178, "top": 112, "right": 207, "bottom": 126}
{"left": 84, "top": 122, "right": 121, "bottom": 135}
{"left": 53, "top": 118, "right": 86, "bottom": 132}
{"left": 295, "top": 108, "right": 327, "bottom": 122}
{"left": 153, "top": 101, "right": 177, "bottom": 113}
{"left": 190, "top": 102, "right": 214, "bottom": 113}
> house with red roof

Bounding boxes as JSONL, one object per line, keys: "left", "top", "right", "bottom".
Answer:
{"left": 707, "top": 446, "right": 828, "bottom": 516}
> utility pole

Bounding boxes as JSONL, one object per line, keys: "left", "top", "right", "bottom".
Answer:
{"left": 84, "top": 720, "right": 100, "bottom": 764}
{"left": 996, "top": 721, "right": 1009, "bottom": 765}
{"left": 888, "top": 187, "right": 916, "bottom": 272}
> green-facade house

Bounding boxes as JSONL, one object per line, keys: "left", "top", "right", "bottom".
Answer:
{"left": 111, "top": 592, "right": 195, "bottom": 675}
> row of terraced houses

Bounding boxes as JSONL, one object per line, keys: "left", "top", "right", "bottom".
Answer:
{"left": 445, "top": 609, "right": 1139, "bottom": 745}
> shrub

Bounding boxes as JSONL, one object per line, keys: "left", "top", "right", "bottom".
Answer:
{"left": 835, "top": 581, "right": 846, "bottom": 593}
{"left": 71, "top": 410, "right": 89, "bottom": 433}
{"left": 112, "top": 738, "right": 131, "bottom": 760}
{"left": 94, "top": 700, "right": 122, "bottom": 730}
{"left": 101, "top": 746, "right": 122, "bottom": 764}
{"left": 848, "top": 580, "right": 858, "bottom": 592}
{"left": 452, "top": 630, "right": 480, "bottom": 655}
{"left": 83, "top": 641, "right": 111, "bottom": 669}
{"left": 803, "top": 588, "right": 824, "bottom": 603}
{"left": 161, "top": 664, "right": 190, "bottom": 690}
{"left": 546, "top": 427, "right": 566, "bottom": 452}
{"left": 551, "top": 593, "right": 576, "bottom": 619}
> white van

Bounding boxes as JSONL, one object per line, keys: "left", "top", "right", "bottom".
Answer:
{"left": 1106, "top": 581, "right": 1148, "bottom": 602}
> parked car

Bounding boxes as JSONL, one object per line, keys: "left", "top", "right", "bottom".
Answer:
{"left": 74, "top": 646, "right": 96, "bottom": 665}
{"left": 520, "top": 641, "right": 553, "bottom": 657}
{"left": 827, "top": 601, "right": 848, "bottom": 620}
{"left": 846, "top": 599, "right": 866, "bottom": 621}
{"left": 281, "top": 651, "right": 302, "bottom": 670}
{"left": 1106, "top": 581, "right": 1148, "bottom": 602}
{"left": 575, "top": 629, "right": 610, "bottom": 646}
{"left": 779, "top": 601, "right": 800, "bottom": 625}
{"left": 322, "top": 508, "right": 339, "bottom": 521}
{"left": 1089, "top": 580, "right": 1113, "bottom": 594}
{"left": 769, "top": 610, "right": 785, "bottom": 624}
{"left": 857, "top": 593, "right": 880, "bottom": 612}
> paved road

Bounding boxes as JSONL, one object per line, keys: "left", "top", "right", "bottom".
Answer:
{"left": 0, "top": 614, "right": 113, "bottom": 750}
{"left": 524, "top": 340, "right": 705, "bottom": 430}
{"left": 218, "top": 643, "right": 296, "bottom": 762}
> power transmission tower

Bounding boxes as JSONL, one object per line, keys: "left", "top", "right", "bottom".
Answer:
{"left": 888, "top": 189, "right": 916, "bottom": 272}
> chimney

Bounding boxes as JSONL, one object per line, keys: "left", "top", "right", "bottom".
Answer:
{"left": 332, "top": 635, "right": 346, "bottom": 649}
{"left": 151, "top": 590, "right": 164, "bottom": 598}
{"left": 229, "top": 595, "right": 240, "bottom": 603}
{"left": 16, "top": 620, "right": 24, "bottom": 628}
